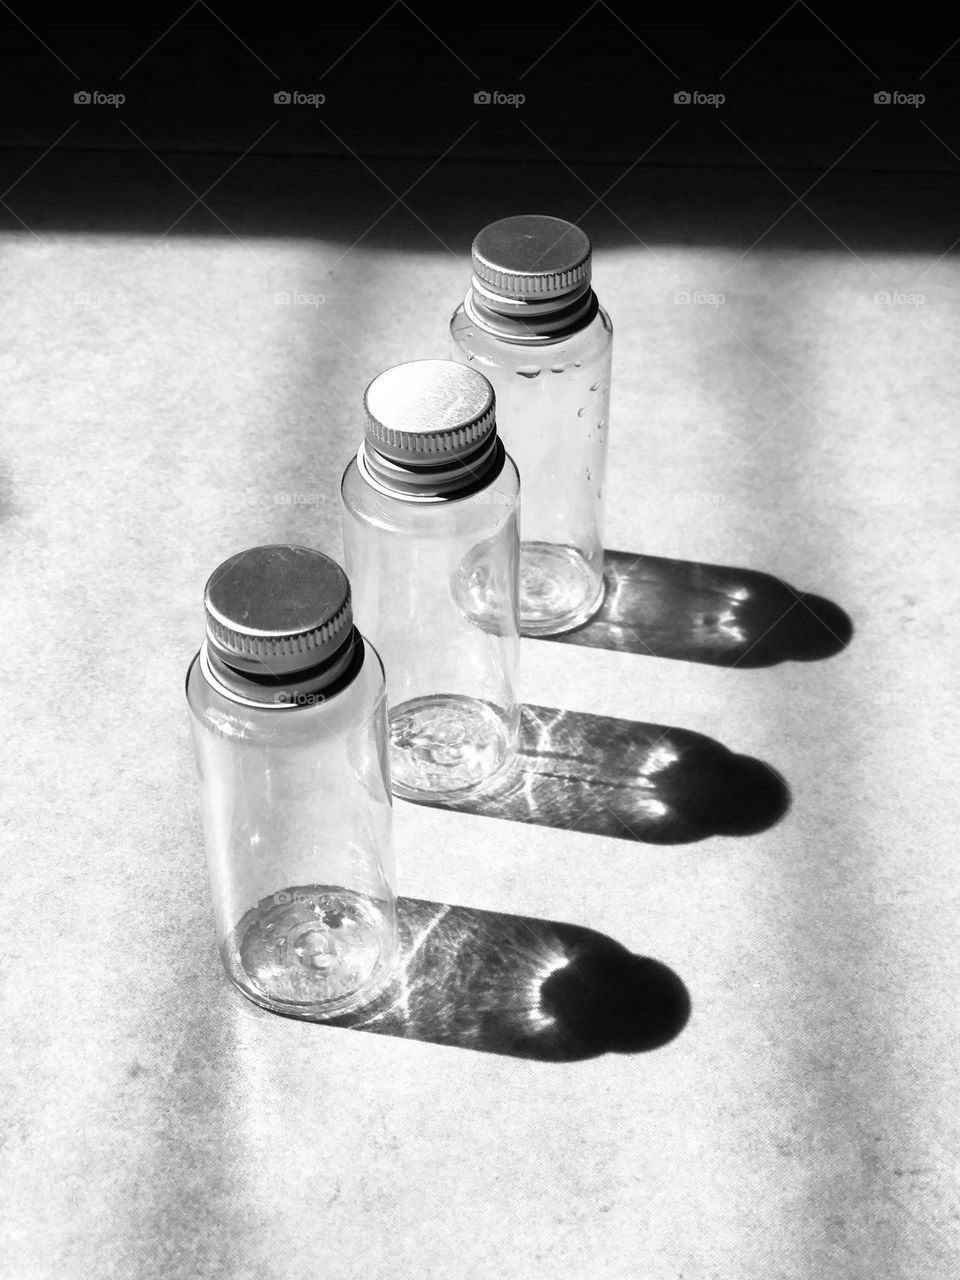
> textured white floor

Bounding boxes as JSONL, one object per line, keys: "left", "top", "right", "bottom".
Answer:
{"left": 1, "top": 158, "right": 958, "bottom": 1280}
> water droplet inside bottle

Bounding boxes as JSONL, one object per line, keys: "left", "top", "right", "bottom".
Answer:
{"left": 577, "top": 407, "right": 586, "bottom": 418}
{"left": 294, "top": 926, "right": 333, "bottom": 968}
{"left": 589, "top": 381, "right": 601, "bottom": 392}
{"left": 550, "top": 364, "right": 565, "bottom": 373}
{"left": 516, "top": 365, "right": 541, "bottom": 379}
{"left": 430, "top": 713, "right": 466, "bottom": 747}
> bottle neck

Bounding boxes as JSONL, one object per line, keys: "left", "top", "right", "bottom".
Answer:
{"left": 464, "top": 280, "right": 599, "bottom": 343}
{"left": 199, "top": 629, "right": 365, "bottom": 708}
{"left": 357, "top": 434, "right": 506, "bottom": 502}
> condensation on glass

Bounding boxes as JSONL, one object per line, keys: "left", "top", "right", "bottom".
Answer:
{"left": 186, "top": 544, "right": 398, "bottom": 1020}
{"left": 450, "top": 214, "right": 613, "bottom": 636}
{"left": 340, "top": 359, "right": 520, "bottom": 801}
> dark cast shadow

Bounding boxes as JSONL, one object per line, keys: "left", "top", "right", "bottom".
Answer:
{"left": 542, "top": 552, "right": 853, "bottom": 667}
{"left": 409, "top": 703, "right": 789, "bottom": 844}
{"left": 322, "top": 897, "right": 690, "bottom": 1060}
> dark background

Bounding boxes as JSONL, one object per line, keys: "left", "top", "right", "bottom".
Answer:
{"left": 1, "top": 4, "right": 957, "bottom": 170}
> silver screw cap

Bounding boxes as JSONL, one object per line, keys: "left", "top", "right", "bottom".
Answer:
{"left": 204, "top": 544, "right": 352, "bottom": 677}
{"left": 360, "top": 360, "right": 502, "bottom": 498}
{"left": 364, "top": 359, "right": 495, "bottom": 462}
{"left": 471, "top": 214, "right": 592, "bottom": 300}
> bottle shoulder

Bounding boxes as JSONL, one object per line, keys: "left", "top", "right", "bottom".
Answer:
{"left": 340, "top": 452, "right": 363, "bottom": 504}
{"left": 342, "top": 455, "right": 399, "bottom": 527}
{"left": 451, "top": 295, "right": 612, "bottom": 364}
{"left": 186, "top": 641, "right": 385, "bottom": 742}
{"left": 496, "top": 448, "right": 521, "bottom": 495}
{"left": 341, "top": 442, "right": 518, "bottom": 527}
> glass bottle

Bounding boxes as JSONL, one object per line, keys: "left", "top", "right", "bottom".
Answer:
{"left": 340, "top": 359, "right": 520, "bottom": 801}
{"left": 450, "top": 214, "right": 613, "bottom": 636}
{"left": 185, "top": 544, "right": 397, "bottom": 1020}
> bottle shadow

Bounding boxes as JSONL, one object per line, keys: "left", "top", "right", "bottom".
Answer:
{"left": 542, "top": 551, "right": 853, "bottom": 667}
{"left": 323, "top": 897, "right": 690, "bottom": 1061}
{"left": 410, "top": 704, "right": 789, "bottom": 844}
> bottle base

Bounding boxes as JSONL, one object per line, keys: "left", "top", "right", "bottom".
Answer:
{"left": 389, "top": 693, "right": 517, "bottom": 800}
{"left": 222, "top": 886, "right": 397, "bottom": 1020}
{"left": 519, "top": 542, "right": 605, "bottom": 637}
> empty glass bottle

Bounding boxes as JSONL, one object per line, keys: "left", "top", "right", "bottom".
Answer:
{"left": 186, "top": 544, "right": 397, "bottom": 1020}
{"left": 340, "top": 359, "right": 520, "bottom": 801}
{"left": 450, "top": 214, "right": 613, "bottom": 636}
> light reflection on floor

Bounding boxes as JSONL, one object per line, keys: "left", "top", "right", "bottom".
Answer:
{"left": 321, "top": 897, "right": 689, "bottom": 1060}
{"left": 415, "top": 703, "right": 789, "bottom": 843}
{"left": 552, "top": 552, "right": 852, "bottom": 666}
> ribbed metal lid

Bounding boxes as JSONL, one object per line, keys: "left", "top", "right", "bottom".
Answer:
{"left": 204, "top": 544, "right": 352, "bottom": 677}
{"left": 471, "top": 215, "right": 592, "bottom": 300}
{"left": 364, "top": 359, "right": 496, "bottom": 463}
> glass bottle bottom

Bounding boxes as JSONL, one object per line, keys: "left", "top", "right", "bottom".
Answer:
{"left": 389, "top": 693, "right": 517, "bottom": 799}
{"left": 519, "top": 542, "right": 605, "bottom": 636}
{"left": 223, "top": 885, "right": 397, "bottom": 1019}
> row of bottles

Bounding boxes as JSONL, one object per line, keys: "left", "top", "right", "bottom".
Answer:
{"left": 186, "top": 215, "right": 614, "bottom": 1020}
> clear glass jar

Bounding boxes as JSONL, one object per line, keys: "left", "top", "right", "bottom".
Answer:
{"left": 185, "top": 544, "right": 397, "bottom": 1020}
{"left": 340, "top": 359, "right": 520, "bottom": 801}
{"left": 450, "top": 214, "right": 613, "bottom": 636}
